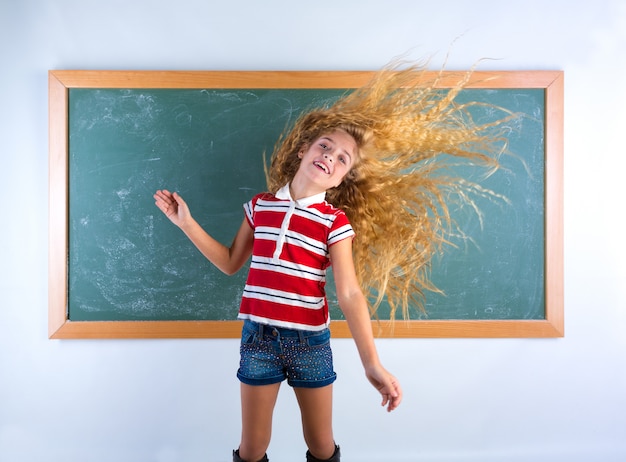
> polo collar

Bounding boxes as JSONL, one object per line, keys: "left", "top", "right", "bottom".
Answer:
{"left": 275, "top": 184, "right": 326, "bottom": 207}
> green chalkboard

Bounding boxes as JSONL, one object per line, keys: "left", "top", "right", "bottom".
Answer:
{"left": 67, "top": 86, "right": 545, "bottom": 323}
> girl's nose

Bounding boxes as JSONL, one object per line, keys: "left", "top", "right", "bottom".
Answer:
{"left": 324, "top": 152, "right": 333, "bottom": 162}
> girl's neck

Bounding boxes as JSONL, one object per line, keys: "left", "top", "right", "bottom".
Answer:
{"left": 289, "top": 176, "right": 326, "bottom": 201}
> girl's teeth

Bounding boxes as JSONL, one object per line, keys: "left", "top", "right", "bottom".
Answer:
{"left": 314, "top": 161, "right": 329, "bottom": 173}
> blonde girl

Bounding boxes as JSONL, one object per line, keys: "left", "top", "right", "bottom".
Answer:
{"left": 154, "top": 62, "right": 509, "bottom": 462}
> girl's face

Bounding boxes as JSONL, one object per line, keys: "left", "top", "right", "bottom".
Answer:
{"left": 297, "top": 129, "right": 358, "bottom": 190}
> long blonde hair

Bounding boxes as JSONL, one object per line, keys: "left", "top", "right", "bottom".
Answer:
{"left": 266, "top": 63, "right": 514, "bottom": 320}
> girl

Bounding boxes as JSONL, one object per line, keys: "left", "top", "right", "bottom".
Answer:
{"left": 154, "top": 63, "right": 510, "bottom": 462}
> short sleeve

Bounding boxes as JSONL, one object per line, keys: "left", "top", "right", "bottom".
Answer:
{"left": 243, "top": 194, "right": 260, "bottom": 229}
{"left": 327, "top": 211, "right": 355, "bottom": 246}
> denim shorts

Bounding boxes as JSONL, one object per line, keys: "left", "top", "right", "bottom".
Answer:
{"left": 237, "top": 320, "right": 337, "bottom": 388}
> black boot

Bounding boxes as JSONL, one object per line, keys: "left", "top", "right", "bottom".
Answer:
{"left": 233, "top": 449, "right": 269, "bottom": 462}
{"left": 306, "top": 445, "right": 340, "bottom": 462}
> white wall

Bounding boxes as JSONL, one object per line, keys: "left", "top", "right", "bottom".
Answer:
{"left": 1, "top": 1, "right": 625, "bottom": 461}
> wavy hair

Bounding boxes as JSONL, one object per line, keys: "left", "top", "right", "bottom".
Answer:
{"left": 265, "top": 62, "right": 515, "bottom": 321}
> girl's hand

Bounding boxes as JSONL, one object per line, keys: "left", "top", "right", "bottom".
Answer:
{"left": 153, "top": 189, "right": 192, "bottom": 228}
{"left": 365, "top": 365, "right": 403, "bottom": 412}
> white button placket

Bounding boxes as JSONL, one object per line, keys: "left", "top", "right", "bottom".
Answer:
{"left": 272, "top": 201, "right": 296, "bottom": 262}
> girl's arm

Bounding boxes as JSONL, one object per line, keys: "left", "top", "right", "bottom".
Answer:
{"left": 154, "top": 189, "right": 253, "bottom": 275}
{"left": 329, "top": 238, "right": 403, "bottom": 412}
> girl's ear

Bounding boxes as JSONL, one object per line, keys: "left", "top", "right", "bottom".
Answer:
{"left": 297, "top": 143, "right": 309, "bottom": 159}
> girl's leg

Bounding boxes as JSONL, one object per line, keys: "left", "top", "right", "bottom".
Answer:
{"left": 293, "top": 384, "right": 337, "bottom": 460}
{"left": 238, "top": 382, "right": 281, "bottom": 462}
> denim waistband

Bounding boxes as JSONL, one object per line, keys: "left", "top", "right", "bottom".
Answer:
{"left": 244, "top": 320, "right": 326, "bottom": 341}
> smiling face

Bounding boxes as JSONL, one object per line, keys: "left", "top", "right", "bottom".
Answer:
{"left": 293, "top": 129, "right": 358, "bottom": 196}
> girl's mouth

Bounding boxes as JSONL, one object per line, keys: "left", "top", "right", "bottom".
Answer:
{"left": 313, "top": 161, "right": 330, "bottom": 174}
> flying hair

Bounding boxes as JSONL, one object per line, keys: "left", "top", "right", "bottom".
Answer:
{"left": 265, "top": 61, "right": 517, "bottom": 321}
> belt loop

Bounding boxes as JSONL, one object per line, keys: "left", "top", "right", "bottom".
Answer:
{"left": 298, "top": 329, "right": 305, "bottom": 343}
{"left": 258, "top": 321, "right": 264, "bottom": 338}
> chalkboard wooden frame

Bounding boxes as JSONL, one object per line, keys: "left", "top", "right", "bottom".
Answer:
{"left": 48, "top": 70, "right": 563, "bottom": 339}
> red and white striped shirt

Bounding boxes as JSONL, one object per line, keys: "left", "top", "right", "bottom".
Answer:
{"left": 238, "top": 184, "right": 355, "bottom": 331}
